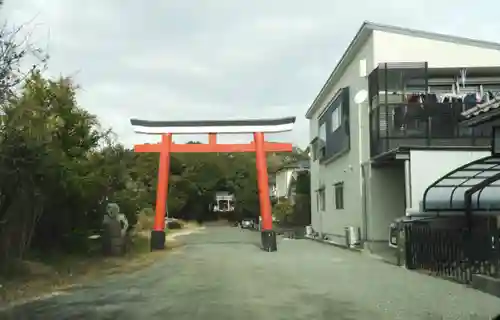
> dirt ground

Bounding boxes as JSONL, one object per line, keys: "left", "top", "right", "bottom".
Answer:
{"left": 0, "top": 226, "right": 197, "bottom": 307}
{"left": 1, "top": 226, "right": 500, "bottom": 319}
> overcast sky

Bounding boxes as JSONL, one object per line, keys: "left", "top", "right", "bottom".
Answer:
{"left": 2, "top": 0, "right": 500, "bottom": 147}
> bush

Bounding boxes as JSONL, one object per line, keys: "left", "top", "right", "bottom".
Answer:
{"left": 136, "top": 208, "right": 155, "bottom": 231}
{"left": 295, "top": 171, "right": 310, "bottom": 194}
{"left": 273, "top": 200, "right": 294, "bottom": 224}
{"left": 292, "top": 194, "right": 311, "bottom": 226}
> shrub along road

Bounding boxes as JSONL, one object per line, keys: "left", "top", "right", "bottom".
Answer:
{"left": 1, "top": 226, "right": 500, "bottom": 319}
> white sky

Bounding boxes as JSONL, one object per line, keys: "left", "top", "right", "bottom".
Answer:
{"left": 3, "top": 0, "right": 500, "bottom": 147}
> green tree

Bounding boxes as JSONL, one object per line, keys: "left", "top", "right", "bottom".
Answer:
{"left": 291, "top": 171, "right": 311, "bottom": 226}
{"left": 273, "top": 199, "right": 294, "bottom": 223}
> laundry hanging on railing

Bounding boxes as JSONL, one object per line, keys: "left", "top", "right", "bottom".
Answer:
{"left": 376, "top": 89, "right": 500, "bottom": 135}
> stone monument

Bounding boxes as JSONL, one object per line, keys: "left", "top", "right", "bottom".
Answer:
{"left": 102, "top": 203, "right": 129, "bottom": 256}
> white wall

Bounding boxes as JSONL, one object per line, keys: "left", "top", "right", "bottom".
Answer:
{"left": 367, "top": 164, "right": 406, "bottom": 241}
{"left": 275, "top": 169, "right": 293, "bottom": 198}
{"left": 373, "top": 31, "right": 500, "bottom": 68}
{"left": 363, "top": 150, "right": 490, "bottom": 243}
{"left": 309, "top": 34, "right": 374, "bottom": 239}
{"left": 408, "top": 150, "right": 491, "bottom": 211}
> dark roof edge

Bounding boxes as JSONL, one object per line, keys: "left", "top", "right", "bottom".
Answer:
{"left": 130, "top": 116, "right": 296, "bottom": 128}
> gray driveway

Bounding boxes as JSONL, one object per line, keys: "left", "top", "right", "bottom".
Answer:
{"left": 1, "top": 226, "right": 500, "bottom": 319}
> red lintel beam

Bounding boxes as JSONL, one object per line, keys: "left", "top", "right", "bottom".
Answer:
{"left": 134, "top": 142, "right": 293, "bottom": 153}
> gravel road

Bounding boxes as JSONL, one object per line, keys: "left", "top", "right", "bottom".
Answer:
{"left": 1, "top": 226, "right": 500, "bottom": 319}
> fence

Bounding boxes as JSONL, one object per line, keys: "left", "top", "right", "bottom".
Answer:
{"left": 404, "top": 220, "right": 500, "bottom": 284}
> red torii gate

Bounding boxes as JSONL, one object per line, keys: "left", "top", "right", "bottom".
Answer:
{"left": 130, "top": 117, "right": 296, "bottom": 252}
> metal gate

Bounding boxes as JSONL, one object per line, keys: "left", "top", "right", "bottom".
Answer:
{"left": 404, "top": 221, "right": 500, "bottom": 284}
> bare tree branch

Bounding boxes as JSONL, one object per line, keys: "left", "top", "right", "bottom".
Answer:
{"left": 0, "top": 21, "right": 49, "bottom": 103}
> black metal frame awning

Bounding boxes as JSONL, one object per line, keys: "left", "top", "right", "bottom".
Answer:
{"left": 422, "top": 155, "right": 500, "bottom": 214}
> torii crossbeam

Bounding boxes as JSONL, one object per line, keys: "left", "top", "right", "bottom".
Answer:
{"left": 130, "top": 117, "right": 296, "bottom": 252}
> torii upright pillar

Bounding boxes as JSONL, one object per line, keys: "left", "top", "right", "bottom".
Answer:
{"left": 130, "top": 117, "right": 296, "bottom": 252}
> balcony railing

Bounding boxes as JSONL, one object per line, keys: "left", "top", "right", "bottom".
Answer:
{"left": 370, "top": 102, "right": 491, "bottom": 156}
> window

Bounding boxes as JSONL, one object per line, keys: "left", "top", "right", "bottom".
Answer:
{"left": 331, "top": 105, "right": 342, "bottom": 132}
{"left": 317, "top": 86, "right": 350, "bottom": 161}
{"left": 317, "top": 141, "right": 326, "bottom": 159}
{"left": 334, "top": 182, "right": 344, "bottom": 209}
{"left": 318, "top": 122, "right": 327, "bottom": 159}
{"left": 319, "top": 122, "right": 326, "bottom": 141}
{"left": 317, "top": 188, "right": 325, "bottom": 211}
{"left": 359, "top": 59, "right": 367, "bottom": 77}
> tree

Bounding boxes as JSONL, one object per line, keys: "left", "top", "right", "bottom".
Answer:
{"left": 291, "top": 171, "right": 311, "bottom": 226}
{"left": 0, "top": 24, "right": 48, "bottom": 104}
{"left": 273, "top": 199, "right": 294, "bottom": 223}
{"left": 1, "top": 71, "right": 103, "bottom": 255}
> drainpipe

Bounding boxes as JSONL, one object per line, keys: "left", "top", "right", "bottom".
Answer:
{"left": 404, "top": 159, "right": 412, "bottom": 213}
{"left": 319, "top": 202, "right": 323, "bottom": 238}
{"left": 361, "top": 161, "right": 370, "bottom": 247}
{"left": 358, "top": 93, "right": 370, "bottom": 249}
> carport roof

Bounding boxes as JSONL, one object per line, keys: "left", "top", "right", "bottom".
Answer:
{"left": 423, "top": 156, "right": 500, "bottom": 213}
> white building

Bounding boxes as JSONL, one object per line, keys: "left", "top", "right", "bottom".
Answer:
{"left": 213, "top": 191, "right": 235, "bottom": 212}
{"left": 274, "top": 160, "right": 310, "bottom": 200}
{"left": 305, "top": 21, "right": 500, "bottom": 250}
{"left": 268, "top": 174, "right": 277, "bottom": 198}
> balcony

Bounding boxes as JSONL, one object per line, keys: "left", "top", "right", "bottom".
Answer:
{"left": 370, "top": 102, "right": 491, "bottom": 156}
{"left": 368, "top": 62, "right": 499, "bottom": 157}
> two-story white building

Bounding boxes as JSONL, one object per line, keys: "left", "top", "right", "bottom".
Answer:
{"left": 274, "top": 160, "right": 310, "bottom": 200}
{"left": 306, "top": 21, "right": 500, "bottom": 250}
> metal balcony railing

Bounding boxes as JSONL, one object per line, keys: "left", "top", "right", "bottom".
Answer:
{"left": 370, "top": 102, "right": 491, "bottom": 156}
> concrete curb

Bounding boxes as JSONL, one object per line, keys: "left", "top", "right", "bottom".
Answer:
{"left": 471, "top": 274, "right": 500, "bottom": 298}
{"left": 166, "top": 227, "right": 205, "bottom": 241}
{"left": 304, "top": 235, "right": 363, "bottom": 253}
